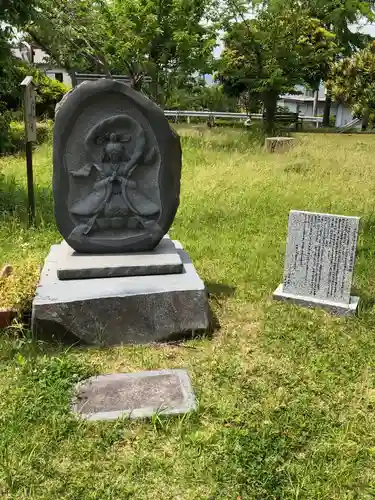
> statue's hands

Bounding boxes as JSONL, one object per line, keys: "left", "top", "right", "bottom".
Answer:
{"left": 71, "top": 163, "right": 101, "bottom": 177}
{"left": 118, "top": 161, "right": 133, "bottom": 178}
{"left": 93, "top": 177, "right": 112, "bottom": 189}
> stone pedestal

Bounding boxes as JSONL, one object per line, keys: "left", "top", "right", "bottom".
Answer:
{"left": 57, "top": 236, "right": 183, "bottom": 279}
{"left": 273, "top": 284, "right": 359, "bottom": 316}
{"left": 32, "top": 238, "right": 209, "bottom": 346}
{"left": 265, "top": 137, "right": 295, "bottom": 153}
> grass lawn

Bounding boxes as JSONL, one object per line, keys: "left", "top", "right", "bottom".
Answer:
{"left": 2, "top": 127, "right": 375, "bottom": 498}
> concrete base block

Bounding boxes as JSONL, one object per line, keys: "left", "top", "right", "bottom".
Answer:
{"left": 273, "top": 284, "right": 359, "bottom": 316}
{"left": 57, "top": 235, "right": 183, "bottom": 280}
{"left": 32, "top": 241, "right": 209, "bottom": 345}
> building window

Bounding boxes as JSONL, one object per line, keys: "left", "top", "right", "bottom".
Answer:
{"left": 304, "top": 89, "right": 314, "bottom": 98}
{"left": 55, "top": 73, "right": 63, "bottom": 83}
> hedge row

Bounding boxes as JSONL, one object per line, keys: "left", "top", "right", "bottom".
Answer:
{"left": 0, "top": 119, "right": 53, "bottom": 155}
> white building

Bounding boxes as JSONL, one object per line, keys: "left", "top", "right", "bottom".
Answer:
{"left": 13, "top": 45, "right": 72, "bottom": 87}
{"left": 278, "top": 83, "right": 358, "bottom": 128}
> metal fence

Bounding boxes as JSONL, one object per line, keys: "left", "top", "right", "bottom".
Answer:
{"left": 164, "top": 110, "right": 323, "bottom": 127}
{"left": 67, "top": 78, "right": 324, "bottom": 128}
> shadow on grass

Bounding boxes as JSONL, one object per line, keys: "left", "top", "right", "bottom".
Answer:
{"left": 206, "top": 282, "right": 236, "bottom": 299}
{"left": 206, "top": 281, "right": 236, "bottom": 334}
{"left": 355, "top": 293, "right": 375, "bottom": 313}
{"left": 0, "top": 324, "right": 85, "bottom": 363}
{"left": 353, "top": 215, "right": 375, "bottom": 311}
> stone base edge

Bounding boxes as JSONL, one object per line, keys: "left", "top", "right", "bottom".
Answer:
{"left": 32, "top": 241, "right": 210, "bottom": 345}
{"left": 273, "top": 284, "right": 359, "bottom": 317}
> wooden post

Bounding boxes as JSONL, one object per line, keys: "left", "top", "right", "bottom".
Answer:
{"left": 21, "top": 76, "right": 36, "bottom": 225}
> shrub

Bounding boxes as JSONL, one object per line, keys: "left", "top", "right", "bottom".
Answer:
{"left": 17, "top": 65, "right": 69, "bottom": 118}
{"left": 0, "top": 119, "right": 52, "bottom": 155}
{"left": 0, "top": 104, "right": 12, "bottom": 154}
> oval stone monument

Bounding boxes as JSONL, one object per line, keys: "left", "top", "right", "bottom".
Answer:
{"left": 32, "top": 79, "right": 209, "bottom": 346}
{"left": 53, "top": 79, "right": 181, "bottom": 253}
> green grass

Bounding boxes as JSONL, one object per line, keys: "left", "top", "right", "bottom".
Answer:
{"left": 2, "top": 128, "right": 375, "bottom": 498}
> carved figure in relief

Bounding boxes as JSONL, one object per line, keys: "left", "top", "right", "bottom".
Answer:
{"left": 68, "top": 115, "right": 160, "bottom": 238}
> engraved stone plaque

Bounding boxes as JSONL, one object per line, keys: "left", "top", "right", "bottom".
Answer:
{"left": 274, "top": 210, "right": 360, "bottom": 315}
{"left": 72, "top": 369, "right": 196, "bottom": 420}
{"left": 283, "top": 211, "right": 359, "bottom": 303}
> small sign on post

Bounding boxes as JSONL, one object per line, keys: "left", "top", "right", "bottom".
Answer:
{"left": 21, "top": 76, "right": 36, "bottom": 224}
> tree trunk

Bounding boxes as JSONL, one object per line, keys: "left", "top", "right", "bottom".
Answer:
{"left": 132, "top": 76, "right": 143, "bottom": 91}
{"left": 263, "top": 91, "right": 278, "bottom": 136}
{"left": 362, "top": 109, "right": 370, "bottom": 131}
{"left": 313, "top": 90, "right": 319, "bottom": 116}
{"left": 152, "top": 69, "right": 161, "bottom": 106}
{"left": 323, "top": 93, "right": 332, "bottom": 127}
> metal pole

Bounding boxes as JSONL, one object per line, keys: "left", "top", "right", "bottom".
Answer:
{"left": 25, "top": 141, "right": 35, "bottom": 224}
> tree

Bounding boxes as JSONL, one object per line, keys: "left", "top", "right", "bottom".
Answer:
{"left": 301, "top": 0, "right": 375, "bottom": 125}
{"left": 218, "top": 0, "right": 336, "bottom": 133}
{"left": 327, "top": 41, "right": 375, "bottom": 129}
{"left": 26, "top": 0, "right": 109, "bottom": 74}
{"left": 165, "top": 82, "right": 238, "bottom": 111}
{"left": 26, "top": 0, "right": 218, "bottom": 103}
{"left": 303, "top": 0, "right": 374, "bottom": 55}
{"left": 1, "top": 0, "right": 38, "bottom": 93}
{"left": 231, "top": 0, "right": 375, "bottom": 124}
{"left": 0, "top": 0, "right": 39, "bottom": 148}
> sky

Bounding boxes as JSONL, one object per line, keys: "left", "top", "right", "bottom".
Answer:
{"left": 352, "top": 22, "right": 375, "bottom": 36}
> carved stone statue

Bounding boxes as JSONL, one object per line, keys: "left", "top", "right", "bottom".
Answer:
{"left": 69, "top": 115, "right": 160, "bottom": 238}
{"left": 53, "top": 79, "right": 181, "bottom": 253}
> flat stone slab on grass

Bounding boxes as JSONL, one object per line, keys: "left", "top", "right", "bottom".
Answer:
{"left": 57, "top": 235, "right": 183, "bottom": 280}
{"left": 72, "top": 369, "right": 196, "bottom": 420}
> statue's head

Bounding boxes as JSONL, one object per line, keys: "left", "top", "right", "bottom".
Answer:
{"left": 105, "top": 133, "right": 125, "bottom": 162}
